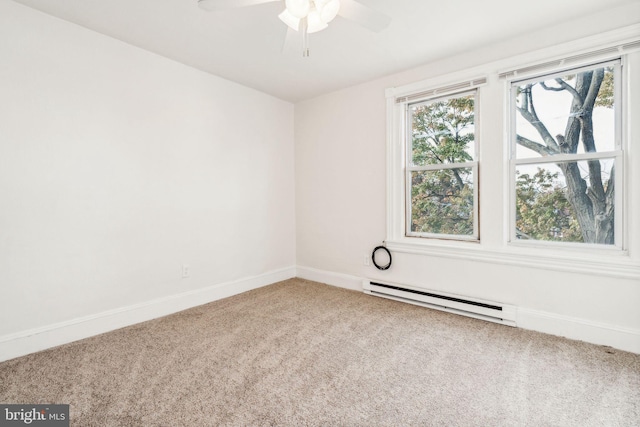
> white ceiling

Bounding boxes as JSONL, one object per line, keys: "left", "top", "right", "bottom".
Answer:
{"left": 11, "top": 0, "right": 640, "bottom": 102}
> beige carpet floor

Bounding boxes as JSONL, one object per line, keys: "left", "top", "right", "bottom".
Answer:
{"left": 1, "top": 278, "right": 639, "bottom": 426}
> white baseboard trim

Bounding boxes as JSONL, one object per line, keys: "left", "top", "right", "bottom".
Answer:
{"left": 517, "top": 308, "right": 640, "bottom": 354}
{"left": 0, "top": 266, "right": 296, "bottom": 363}
{"left": 295, "top": 267, "right": 640, "bottom": 354}
{"left": 296, "top": 266, "right": 362, "bottom": 291}
{"left": 3, "top": 265, "right": 638, "bottom": 362}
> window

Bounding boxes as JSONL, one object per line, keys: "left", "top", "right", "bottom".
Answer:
{"left": 386, "top": 34, "right": 638, "bottom": 278}
{"left": 406, "top": 91, "right": 478, "bottom": 240}
{"left": 509, "top": 60, "right": 622, "bottom": 248}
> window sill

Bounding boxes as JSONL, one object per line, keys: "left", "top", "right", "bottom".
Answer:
{"left": 385, "top": 238, "right": 640, "bottom": 280}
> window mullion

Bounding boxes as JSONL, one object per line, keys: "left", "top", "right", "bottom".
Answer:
{"left": 407, "top": 161, "right": 478, "bottom": 172}
{"left": 514, "top": 151, "right": 622, "bottom": 166}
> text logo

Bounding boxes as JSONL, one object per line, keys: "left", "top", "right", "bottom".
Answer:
{"left": 0, "top": 405, "right": 69, "bottom": 427}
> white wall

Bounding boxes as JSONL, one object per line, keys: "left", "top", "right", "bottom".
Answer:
{"left": 296, "top": 4, "right": 640, "bottom": 353}
{"left": 0, "top": 1, "right": 295, "bottom": 360}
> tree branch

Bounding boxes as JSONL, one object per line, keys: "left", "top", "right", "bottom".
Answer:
{"left": 425, "top": 137, "right": 445, "bottom": 164}
{"left": 562, "top": 71, "right": 598, "bottom": 154}
{"left": 516, "top": 135, "right": 557, "bottom": 156}
{"left": 517, "top": 86, "right": 560, "bottom": 152}
{"left": 605, "top": 164, "right": 615, "bottom": 200}
{"left": 539, "top": 81, "right": 564, "bottom": 91}
{"left": 540, "top": 78, "right": 582, "bottom": 102}
{"left": 583, "top": 68, "right": 604, "bottom": 111}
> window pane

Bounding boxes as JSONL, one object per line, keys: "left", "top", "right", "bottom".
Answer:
{"left": 410, "top": 168, "right": 474, "bottom": 236}
{"left": 410, "top": 94, "right": 475, "bottom": 166}
{"left": 515, "top": 159, "right": 615, "bottom": 244}
{"left": 514, "top": 66, "right": 615, "bottom": 159}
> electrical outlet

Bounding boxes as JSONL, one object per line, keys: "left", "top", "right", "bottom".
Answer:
{"left": 182, "top": 264, "right": 190, "bottom": 279}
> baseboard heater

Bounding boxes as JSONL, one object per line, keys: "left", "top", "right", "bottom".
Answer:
{"left": 363, "top": 280, "right": 517, "bottom": 327}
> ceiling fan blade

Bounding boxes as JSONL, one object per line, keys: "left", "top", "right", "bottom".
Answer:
{"left": 337, "top": 0, "right": 391, "bottom": 32}
{"left": 282, "top": 26, "right": 300, "bottom": 54}
{"left": 198, "top": 0, "right": 280, "bottom": 12}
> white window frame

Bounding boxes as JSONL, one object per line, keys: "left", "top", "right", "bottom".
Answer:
{"left": 386, "top": 77, "right": 487, "bottom": 246}
{"left": 507, "top": 59, "right": 624, "bottom": 250}
{"left": 405, "top": 90, "right": 479, "bottom": 241}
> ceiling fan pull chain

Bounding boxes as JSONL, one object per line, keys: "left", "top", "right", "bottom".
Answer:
{"left": 301, "top": 17, "right": 310, "bottom": 57}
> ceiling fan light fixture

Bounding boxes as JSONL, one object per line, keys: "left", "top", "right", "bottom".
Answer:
{"left": 306, "top": 8, "right": 328, "bottom": 33}
{"left": 278, "top": 9, "right": 300, "bottom": 30}
{"left": 197, "top": 0, "right": 391, "bottom": 57}
{"left": 285, "top": 0, "right": 311, "bottom": 19}
{"left": 317, "top": 0, "right": 340, "bottom": 24}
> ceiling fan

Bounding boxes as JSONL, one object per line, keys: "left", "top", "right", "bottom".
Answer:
{"left": 198, "top": 0, "right": 391, "bottom": 56}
